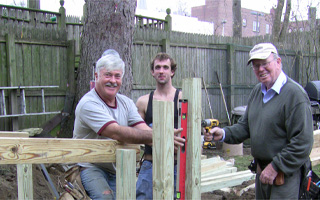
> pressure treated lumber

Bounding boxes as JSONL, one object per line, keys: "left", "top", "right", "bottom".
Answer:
{"left": 201, "top": 170, "right": 255, "bottom": 193}
{"left": 0, "top": 138, "right": 139, "bottom": 164}
{"left": 116, "top": 149, "right": 136, "bottom": 199}
{"left": 152, "top": 100, "right": 174, "bottom": 199}
{"left": 0, "top": 132, "right": 33, "bottom": 200}
{"left": 310, "top": 130, "right": 320, "bottom": 166}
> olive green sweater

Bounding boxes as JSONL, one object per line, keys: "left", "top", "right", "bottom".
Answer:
{"left": 224, "top": 77, "right": 314, "bottom": 175}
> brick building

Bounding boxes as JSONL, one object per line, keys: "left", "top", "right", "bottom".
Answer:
{"left": 191, "top": 0, "right": 273, "bottom": 37}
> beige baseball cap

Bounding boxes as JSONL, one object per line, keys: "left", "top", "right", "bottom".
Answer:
{"left": 247, "top": 43, "right": 278, "bottom": 65}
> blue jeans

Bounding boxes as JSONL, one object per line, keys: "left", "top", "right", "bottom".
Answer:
{"left": 136, "top": 160, "right": 177, "bottom": 199}
{"left": 80, "top": 166, "right": 116, "bottom": 200}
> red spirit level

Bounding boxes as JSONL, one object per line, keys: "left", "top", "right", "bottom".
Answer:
{"left": 176, "top": 99, "right": 188, "bottom": 200}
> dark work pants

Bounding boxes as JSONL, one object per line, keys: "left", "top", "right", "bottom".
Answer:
{"left": 255, "top": 169, "right": 301, "bottom": 199}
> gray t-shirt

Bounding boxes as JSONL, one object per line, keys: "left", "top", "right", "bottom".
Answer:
{"left": 73, "top": 89, "right": 144, "bottom": 173}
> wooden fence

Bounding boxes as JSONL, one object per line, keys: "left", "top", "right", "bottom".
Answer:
{"left": 1, "top": 3, "right": 320, "bottom": 132}
{"left": 0, "top": 79, "right": 201, "bottom": 199}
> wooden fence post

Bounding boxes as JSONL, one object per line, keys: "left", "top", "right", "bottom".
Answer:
{"left": 294, "top": 51, "right": 302, "bottom": 83}
{"left": 67, "top": 40, "right": 76, "bottom": 94}
{"left": 6, "top": 34, "right": 19, "bottom": 131}
{"left": 116, "top": 149, "right": 136, "bottom": 199}
{"left": 226, "top": 44, "right": 235, "bottom": 117}
{"left": 59, "top": 0, "right": 66, "bottom": 30}
{"left": 182, "top": 78, "right": 201, "bottom": 199}
{"left": 161, "top": 39, "right": 170, "bottom": 54}
{"left": 165, "top": 8, "right": 172, "bottom": 31}
{"left": 153, "top": 100, "right": 174, "bottom": 199}
{"left": 0, "top": 131, "right": 33, "bottom": 200}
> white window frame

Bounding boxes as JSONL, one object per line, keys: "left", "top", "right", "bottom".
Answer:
{"left": 242, "top": 19, "right": 247, "bottom": 26}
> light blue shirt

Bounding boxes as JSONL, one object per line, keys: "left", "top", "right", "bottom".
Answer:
{"left": 220, "top": 71, "right": 287, "bottom": 141}
{"left": 261, "top": 71, "right": 287, "bottom": 103}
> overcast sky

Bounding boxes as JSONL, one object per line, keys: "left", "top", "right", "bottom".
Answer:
{"left": 0, "top": 0, "right": 319, "bottom": 19}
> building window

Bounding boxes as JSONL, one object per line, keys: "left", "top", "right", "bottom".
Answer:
{"left": 253, "top": 21, "right": 260, "bottom": 32}
{"left": 242, "top": 19, "right": 247, "bottom": 27}
{"left": 266, "top": 24, "right": 270, "bottom": 34}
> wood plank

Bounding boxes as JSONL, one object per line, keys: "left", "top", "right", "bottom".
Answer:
{"left": 6, "top": 34, "right": 19, "bottom": 130}
{"left": 201, "top": 170, "right": 255, "bottom": 193}
{"left": 153, "top": 100, "right": 174, "bottom": 199}
{"left": 0, "top": 138, "right": 140, "bottom": 164}
{"left": 201, "top": 167, "right": 237, "bottom": 178}
{"left": 313, "top": 130, "right": 320, "bottom": 148}
{"left": 182, "top": 78, "right": 202, "bottom": 199}
{"left": 116, "top": 149, "right": 136, "bottom": 199}
{"left": 0, "top": 131, "right": 29, "bottom": 137}
{"left": 201, "top": 160, "right": 229, "bottom": 173}
{"left": 310, "top": 147, "right": 320, "bottom": 166}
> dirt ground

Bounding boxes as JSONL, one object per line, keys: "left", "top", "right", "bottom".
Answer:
{"left": 0, "top": 148, "right": 255, "bottom": 199}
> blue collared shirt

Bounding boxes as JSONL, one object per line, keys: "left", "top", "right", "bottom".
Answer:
{"left": 261, "top": 71, "right": 287, "bottom": 103}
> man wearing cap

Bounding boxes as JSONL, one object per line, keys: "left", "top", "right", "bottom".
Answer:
{"left": 204, "top": 43, "right": 313, "bottom": 199}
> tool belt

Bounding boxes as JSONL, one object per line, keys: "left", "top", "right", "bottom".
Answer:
{"left": 59, "top": 165, "right": 91, "bottom": 200}
{"left": 299, "top": 159, "right": 320, "bottom": 199}
{"left": 249, "top": 159, "right": 284, "bottom": 186}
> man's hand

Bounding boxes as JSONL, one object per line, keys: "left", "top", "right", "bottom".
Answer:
{"left": 174, "top": 128, "right": 185, "bottom": 151}
{"left": 259, "top": 163, "right": 278, "bottom": 185}
{"left": 206, "top": 127, "right": 224, "bottom": 141}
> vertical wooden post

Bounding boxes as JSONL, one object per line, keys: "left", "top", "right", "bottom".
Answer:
{"left": 182, "top": 78, "right": 201, "bottom": 199}
{"left": 6, "top": 34, "right": 19, "bottom": 131}
{"left": 165, "top": 8, "right": 172, "bottom": 31}
{"left": 153, "top": 100, "right": 174, "bottom": 199}
{"left": 294, "top": 51, "right": 302, "bottom": 83}
{"left": 161, "top": 39, "right": 170, "bottom": 54}
{"left": 0, "top": 132, "right": 33, "bottom": 200}
{"left": 116, "top": 149, "right": 136, "bottom": 199}
{"left": 27, "top": 0, "right": 40, "bottom": 9}
{"left": 58, "top": 0, "right": 66, "bottom": 30}
{"left": 67, "top": 40, "right": 76, "bottom": 93}
{"left": 226, "top": 44, "right": 235, "bottom": 116}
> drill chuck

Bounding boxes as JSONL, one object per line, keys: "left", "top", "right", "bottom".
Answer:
{"left": 201, "top": 119, "right": 219, "bottom": 128}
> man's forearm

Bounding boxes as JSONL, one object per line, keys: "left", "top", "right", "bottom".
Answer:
{"left": 101, "top": 124, "right": 152, "bottom": 144}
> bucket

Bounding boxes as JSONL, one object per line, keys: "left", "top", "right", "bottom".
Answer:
{"left": 222, "top": 142, "right": 243, "bottom": 156}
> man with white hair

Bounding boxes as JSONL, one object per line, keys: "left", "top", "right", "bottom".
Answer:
{"left": 73, "top": 51, "right": 184, "bottom": 199}
{"left": 205, "top": 43, "right": 313, "bottom": 199}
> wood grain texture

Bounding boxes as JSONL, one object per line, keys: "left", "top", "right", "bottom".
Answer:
{"left": 116, "top": 149, "right": 136, "bottom": 199}
{"left": 152, "top": 100, "right": 174, "bottom": 199}
{"left": 1, "top": 131, "right": 33, "bottom": 200}
{"left": 0, "top": 138, "right": 139, "bottom": 164}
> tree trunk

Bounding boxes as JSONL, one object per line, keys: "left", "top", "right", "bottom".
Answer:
{"left": 78, "top": 0, "right": 136, "bottom": 99}
{"left": 60, "top": 0, "right": 136, "bottom": 138}
{"left": 279, "top": 0, "right": 291, "bottom": 41}
{"left": 272, "top": 0, "right": 285, "bottom": 42}
{"left": 232, "top": 0, "right": 242, "bottom": 38}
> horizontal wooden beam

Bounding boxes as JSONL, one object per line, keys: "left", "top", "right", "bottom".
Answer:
{"left": 0, "top": 137, "right": 140, "bottom": 164}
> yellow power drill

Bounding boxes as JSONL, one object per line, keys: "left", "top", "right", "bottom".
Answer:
{"left": 202, "top": 119, "right": 219, "bottom": 149}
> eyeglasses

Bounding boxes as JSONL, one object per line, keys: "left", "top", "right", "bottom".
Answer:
{"left": 251, "top": 59, "right": 276, "bottom": 71}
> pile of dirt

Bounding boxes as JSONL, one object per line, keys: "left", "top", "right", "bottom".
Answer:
{"left": 0, "top": 148, "right": 256, "bottom": 199}
{"left": 0, "top": 164, "right": 65, "bottom": 199}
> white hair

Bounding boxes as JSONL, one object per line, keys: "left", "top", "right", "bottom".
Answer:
{"left": 96, "top": 54, "right": 125, "bottom": 78}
